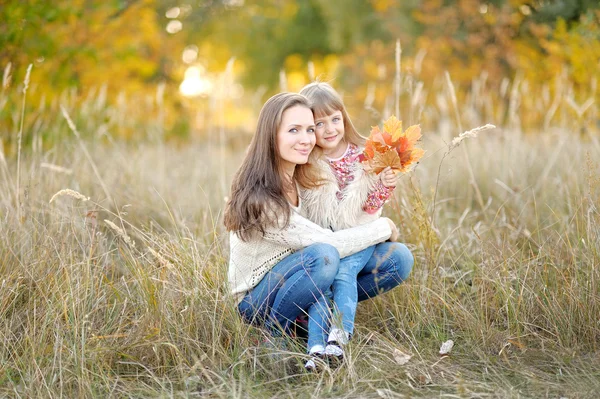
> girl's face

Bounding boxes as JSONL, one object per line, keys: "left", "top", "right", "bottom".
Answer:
{"left": 276, "top": 105, "right": 316, "bottom": 173}
{"left": 314, "top": 110, "right": 346, "bottom": 157}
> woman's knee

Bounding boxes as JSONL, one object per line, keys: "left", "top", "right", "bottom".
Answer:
{"left": 382, "top": 242, "right": 413, "bottom": 281}
{"left": 304, "top": 243, "right": 340, "bottom": 280}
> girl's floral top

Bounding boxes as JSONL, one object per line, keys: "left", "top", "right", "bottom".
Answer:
{"left": 327, "top": 143, "right": 394, "bottom": 214}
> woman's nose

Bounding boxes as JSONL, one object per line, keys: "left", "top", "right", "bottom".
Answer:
{"left": 299, "top": 131, "right": 312, "bottom": 143}
{"left": 303, "top": 132, "right": 316, "bottom": 145}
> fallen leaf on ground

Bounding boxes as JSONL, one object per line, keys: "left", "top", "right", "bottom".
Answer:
{"left": 393, "top": 348, "right": 412, "bottom": 365}
{"left": 439, "top": 340, "right": 454, "bottom": 356}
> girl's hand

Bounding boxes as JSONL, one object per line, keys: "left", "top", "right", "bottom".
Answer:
{"left": 380, "top": 167, "right": 397, "bottom": 188}
{"left": 384, "top": 218, "right": 399, "bottom": 242}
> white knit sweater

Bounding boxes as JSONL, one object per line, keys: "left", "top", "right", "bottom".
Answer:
{"left": 300, "top": 155, "right": 382, "bottom": 231}
{"left": 228, "top": 199, "right": 392, "bottom": 304}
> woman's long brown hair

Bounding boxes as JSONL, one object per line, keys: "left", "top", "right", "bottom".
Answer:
{"left": 224, "top": 93, "right": 320, "bottom": 241}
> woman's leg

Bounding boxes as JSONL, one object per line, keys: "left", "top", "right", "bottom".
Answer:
{"left": 237, "top": 243, "right": 340, "bottom": 338}
{"left": 356, "top": 242, "right": 413, "bottom": 302}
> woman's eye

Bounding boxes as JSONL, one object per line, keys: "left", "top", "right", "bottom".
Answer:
{"left": 289, "top": 128, "right": 298, "bottom": 133}
{"left": 308, "top": 128, "right": 315, "bottom": 133}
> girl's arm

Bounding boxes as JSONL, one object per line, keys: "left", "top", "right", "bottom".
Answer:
{"left": 363, "top": 179, "right": 394, "bottom": 214}
{"left": 263, "top": 210, "right": 391, "bottom": 258}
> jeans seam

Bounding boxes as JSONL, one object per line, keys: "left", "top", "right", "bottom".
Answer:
{"left": 274, "top": 265, "right": 324, "bottom": 321}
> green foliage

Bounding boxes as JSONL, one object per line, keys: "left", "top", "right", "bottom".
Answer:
{"left": 530, "top": 0, "right": 600, "bottom": 25}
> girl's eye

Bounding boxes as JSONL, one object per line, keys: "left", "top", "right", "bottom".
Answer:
{"left": 316, "top": 122, "right": 324, "bottom": 128}
{"left": 333, "top": 117, "right": 341, "bottom": 123}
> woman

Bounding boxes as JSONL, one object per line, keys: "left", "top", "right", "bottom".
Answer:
{"left": 224, "top": 93, "right": 397, "bottom": 369}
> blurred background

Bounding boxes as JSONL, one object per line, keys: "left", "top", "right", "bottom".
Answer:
{"left": 1, "top": 0, "right": 599, "bottom": 149}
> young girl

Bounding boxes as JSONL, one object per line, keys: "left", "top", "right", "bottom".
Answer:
{"left": 299, "top": 82, "right": 414, "bottom": 363}
{"left": 224, "top": 92, "right": 398, "bottom": 369}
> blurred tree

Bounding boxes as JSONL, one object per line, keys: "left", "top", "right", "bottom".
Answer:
{"left": 528, "top": 0, "right": 600, "bottom": 25}
{"left": 1, "top": 0, "right": 598, "bottom": 139}
{"left": 0, "top": 0, "right": 183, "bottom": 94}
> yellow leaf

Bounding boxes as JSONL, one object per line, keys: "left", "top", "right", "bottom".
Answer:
{"left": 383, "top": 115, "right": 403, "bottom": 141}
{"left": 403, "top": 124, "right": 421, "bottom": 145}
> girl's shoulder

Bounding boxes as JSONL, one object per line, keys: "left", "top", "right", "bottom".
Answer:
{"left": 349, "top": 142, "right": 362, "bottom": 152}
{"left": 331, "top": 142, "right": 362, "bottom": 164}
{"left": 344, "top": 143, "right": 367, "bottom": 168}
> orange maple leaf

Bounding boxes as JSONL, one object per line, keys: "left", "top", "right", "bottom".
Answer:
{"left": 361, "top": 116, "right": 424, "bottom": 174}
{"left": 397, "top": 147, "right": 425, "bottom": 173}
{"left": 370, "top": 149, "right": 402, "bottom": 174}
{"left": 364, "top": 126, "right": 391, "bottom": 158}
{"left": 371, "top": 126, "right": 393, "bottom": 147}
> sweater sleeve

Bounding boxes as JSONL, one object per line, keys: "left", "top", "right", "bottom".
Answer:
{"left": 363, "top": 179, "right": 394, "bottom": 214}
{"left": 263, "top": 210, "right": 391, "bottom": 258}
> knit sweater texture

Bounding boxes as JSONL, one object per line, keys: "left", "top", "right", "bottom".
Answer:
{"left": 228, "top": 198, "right": 392, "bottom": 304}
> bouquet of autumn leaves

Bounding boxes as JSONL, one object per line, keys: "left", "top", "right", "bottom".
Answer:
{"left": 358, "top": 116, "right": 425, "bottom": 174}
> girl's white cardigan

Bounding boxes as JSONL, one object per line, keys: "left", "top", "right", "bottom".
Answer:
{"left": 300, "top": 158, "right": 383, "bottom": 231}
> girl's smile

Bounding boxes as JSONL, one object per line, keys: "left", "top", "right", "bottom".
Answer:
{"left": 315, "top": 110, "right": 346, "bottom": 157}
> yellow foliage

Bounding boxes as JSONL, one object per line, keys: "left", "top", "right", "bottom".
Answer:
{"left": 371, "top": 0, "right": 397, "bottom": 13}
{"left": 285, "top": 54, "right": 305, "bottom": 70}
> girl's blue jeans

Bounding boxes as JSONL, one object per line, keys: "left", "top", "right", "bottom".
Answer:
{"left": 307, "top": 242, "right": 414, "bottom": 347}
{"left": 237, "top": 243, "right": 339, "bottom": 341}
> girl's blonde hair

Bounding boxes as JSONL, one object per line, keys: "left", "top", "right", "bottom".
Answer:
{"left": 300, "top": 82, "right": 366, "bottom": 147}
{"left": 224, "top": 92, "right": 320, "bottom": 241}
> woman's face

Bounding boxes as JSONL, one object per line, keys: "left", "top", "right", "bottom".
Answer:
{"left": 276, "top": 105, "right": 316, "bottom": 172}
{"left": 314, "top": 110, "right": 346, "bottom": 156}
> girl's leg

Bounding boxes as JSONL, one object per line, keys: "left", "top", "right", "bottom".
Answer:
{"left": 330, "top": 246, "right": 375, "bottom": 337}
{"left": 302, "top": 249, "right": 374, "bottom": 351}
{"left": 237, "top": 243, "right": 340, "bottom": 337}
{"left": 305, "top": 291, "right": 332, "bottom": 351}
{"left": 356, "top": 242, "right": 413, "bottom": 302}
{"left": 306, "top": 247, "right": 375, "bottom": 348}
{"left": 306, "top": 246, "right": 375, "bottom": 367}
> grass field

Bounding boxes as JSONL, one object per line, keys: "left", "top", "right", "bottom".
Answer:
{"left": 1, "top": 70, "right": 600, "bottom": 398}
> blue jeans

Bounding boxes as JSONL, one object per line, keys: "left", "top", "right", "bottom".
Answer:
{"left": 307, "top": 242, "right": 414, "bottom": 346}
{"left": 237, "top": 243, "right": 339, "bottom": 342}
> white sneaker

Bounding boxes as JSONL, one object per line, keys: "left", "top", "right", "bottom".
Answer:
{"left": 305, "top": 345, "right": 326, "bottom": 372}
{"left": 304, "top": 357, "right": 318, "bottom": 372}
{"left": 324, "top": 342, "right": 344, "bottom": 363}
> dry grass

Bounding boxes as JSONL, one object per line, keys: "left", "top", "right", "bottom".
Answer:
{"left": 1, "top": 69, "right": 599, "bottom": 398}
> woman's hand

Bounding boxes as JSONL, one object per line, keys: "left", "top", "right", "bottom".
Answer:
{"left": 384, "top": 218, "right": 399, "bottom": 242}
{"left": 380, "top": 167, "right": 397, "bottom": 188}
